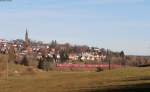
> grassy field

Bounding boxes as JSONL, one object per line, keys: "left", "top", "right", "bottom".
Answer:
{"left": 0, "top": 54, "right": 150, "bottom": 92}
{"left": 0, "top": 67, "right": 150, "bottom": 92}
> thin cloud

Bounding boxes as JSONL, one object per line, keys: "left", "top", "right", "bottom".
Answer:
{"left": 80, "top": 0, "right": 144, "bottom": 5}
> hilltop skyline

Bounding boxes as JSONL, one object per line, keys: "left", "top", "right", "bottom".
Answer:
{"left": 0, "top": 0, "right": 150, "bottom": 55}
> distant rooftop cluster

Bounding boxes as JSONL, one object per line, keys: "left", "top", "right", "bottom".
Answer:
{"left": 0, "top": 29, "right": 125, "bottom": 66}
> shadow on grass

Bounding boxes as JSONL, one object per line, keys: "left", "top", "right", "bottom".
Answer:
{"left": 85, "top": 83, "right": 150, "bottom": 92}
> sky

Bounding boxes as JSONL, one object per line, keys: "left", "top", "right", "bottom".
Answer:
{"left": 0, "top": 0, "right": 150, "bottom": 55}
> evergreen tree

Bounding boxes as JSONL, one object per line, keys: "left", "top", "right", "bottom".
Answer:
{"left": 120, "top": 51, "right": 126, "bottom": 66}
{"left": 59, "top": 50, "right": 68, "bottom": 63}
{"left": 37, "top": 56, "right": 54, "bottom": 71}
{"left": 37, "top": 57, "right": 45, "bottom": 69}
{"left": 21, "top": 55, "right": 29, "bottom": 66}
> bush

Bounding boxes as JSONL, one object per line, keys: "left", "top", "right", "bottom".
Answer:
{"left": 37, "top": 56, "right": 54, "bottom": 71}
{"left": 21, "top": 55, "right": 29, "bottom": 66}
{"left": 96, "top": 67, "right": 103, "bottom": 72}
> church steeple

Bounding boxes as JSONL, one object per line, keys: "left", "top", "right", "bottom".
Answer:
{"left": 25, "top": 28, "right": 28, "bottom": 42}
{"left": 24, "top": 28, "right": 29, "bottom": 49}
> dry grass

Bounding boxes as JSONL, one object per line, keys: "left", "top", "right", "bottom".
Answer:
{"left": 0, "top": 54, "right": 40, "bottom": 78}
{"left": 0, "top": 54, "right": 150, "bottom": 92}
{"left": 0, "top": 67, "right": 149, "bottom": 92}
{"left": 0, "top": 54, "right": 8, "bottom": 70}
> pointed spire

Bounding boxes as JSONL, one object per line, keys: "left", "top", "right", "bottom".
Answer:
{"left": 26, "top": 28, "right": 28, "bottom": 37}
{"left": 25, "top": 28, "right": 28, "bottom": 41}
{"left": 24, "top": 28, "right": 29, "bottom": 49}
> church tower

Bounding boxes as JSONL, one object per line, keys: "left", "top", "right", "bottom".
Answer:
{"left": 24, "top": 28, "right": 30, "bottom": 49}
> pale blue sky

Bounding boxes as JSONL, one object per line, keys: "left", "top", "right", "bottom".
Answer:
{"left": 0, "top": 0, "right": 150, "bottom": 55}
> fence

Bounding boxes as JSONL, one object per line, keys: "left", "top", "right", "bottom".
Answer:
{"left": 56, "top": 64, "right": 120, "bottom": 68}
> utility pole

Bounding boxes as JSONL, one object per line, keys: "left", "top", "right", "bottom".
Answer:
{"left": 6, "top": 46, "right": 9, "bottom": 80}
{"left": 107, "top": 49, "right": 111, "bottom": 70}
{"left": 6, "top": 45, "right": 12, "bottom": 80}
{"left": 108, "top": 59, "right": 111, "bottom": 70}
{"left": 6, "top": 55, "right": 9, "bottom": 80}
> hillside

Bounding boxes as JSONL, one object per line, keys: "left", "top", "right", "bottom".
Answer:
{"left": 0, "top": 67, "right": 150, "bottom": 92}
{"left": 0, "top": 54, "right": 41, "bottom": 78}
{"left": 0, "top": 54, "right": 150, "bottom": 92}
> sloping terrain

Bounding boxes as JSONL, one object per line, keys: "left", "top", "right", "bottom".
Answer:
{"left": 0, "top": 67, "right": 150, "bottom": 92}
{"left": 0, "top": 54, "right": 150, "bottom": 92}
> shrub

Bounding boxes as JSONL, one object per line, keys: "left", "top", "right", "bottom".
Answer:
{"left": 96, "top": 67, "right": 103, "bottom": 72}
{"left": 21, "top": 55, "right": 29, "bottom": 66}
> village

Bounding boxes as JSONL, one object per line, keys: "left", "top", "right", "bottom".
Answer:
{"left": 3, "top": 29, "right": 150, "bottom": 72}
{"left": 0, "top": 29, "right": 108, "bottom": 62}
{"left": 0, "top": 29, "right": 130, "bottom": 71}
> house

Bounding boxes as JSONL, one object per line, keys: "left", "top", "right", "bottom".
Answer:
{"left": 69, "top": 54, "right": 79, "bottom": 60}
